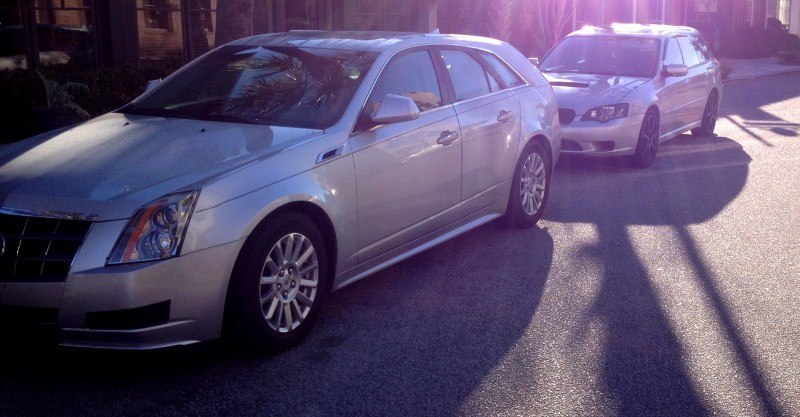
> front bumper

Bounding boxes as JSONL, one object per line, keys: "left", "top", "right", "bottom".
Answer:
{"left": 0, "top": 237, "right": 244, "bottom": 350}
{"left": 560, "top": 113, "right": 645, "bottom": 157}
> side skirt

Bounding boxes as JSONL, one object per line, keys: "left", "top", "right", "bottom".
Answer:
{"left": 332, "top": 209, "right": 502, "bottom": 291}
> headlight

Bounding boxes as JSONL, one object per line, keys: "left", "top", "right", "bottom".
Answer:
{"left": 581, "top": 104, "right": 629, "bottom": 122}
{"left": 108, "top": 190, "right": 200, "bottom": 265}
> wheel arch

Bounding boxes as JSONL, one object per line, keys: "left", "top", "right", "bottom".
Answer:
{"left": 223, "top": 201, "right": 338, "bottom": 308}
{"left": 221, "top": 200, "right": 339, "bottom": 341}
{"left": 241, "top": 201, "right": 338, "bottom": 290}
{"left": 220, "top": 200, "right": 338, "bottom": 349}
{"left": 523, "top": 134, "right": 554, "bottom": 173}
{"left": 709, "top": 87, "right": 721, "bottom": 102}
{"left": 265, "top": 202, "right": 338, "bottom": 284}
{"left": 645, "top": 103, "right": 661, "bottom": 121}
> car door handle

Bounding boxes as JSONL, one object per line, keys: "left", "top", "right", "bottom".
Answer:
{"left": 497, "top": 110, "right": 515, "bottom": 123}
{"left": 437, "top": 130, "right": 459, "bottom": 146}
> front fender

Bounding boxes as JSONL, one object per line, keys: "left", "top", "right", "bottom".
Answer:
{"left": 182, "top": 154, "right": 359, "bottom": 276}
{"left": 518, "top": 85, "right": 560, "bottom": 165}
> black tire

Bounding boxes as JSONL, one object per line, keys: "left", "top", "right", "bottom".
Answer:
{"left": 631, "top": 109, "right": 660, "bottom": 168}
{"left": 691, "top": 90, "right": 719, "bottom": 137}
{"left": 505, "top": 141, "right": 551, "bottom": 228}
{"left": 224, "top": 213, "right": 329, "bottom": 352}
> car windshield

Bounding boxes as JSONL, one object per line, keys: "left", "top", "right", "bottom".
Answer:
{"left": 121, "top": 45, "right": 377, "bottom": 129}
{"left": 540, "top": 36, "right": 660, "bottom": 78}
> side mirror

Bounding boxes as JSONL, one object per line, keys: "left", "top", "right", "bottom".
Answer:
{"left": 143, "top": 79, "right": 162, "bottom": 93}
{"left": 663, "top": 64, "right": 688, "bottom": 78}
{"left": 528, "top": 57, "right": 540, "bottom": 67}
{"left": 371, "top": 94, "right": 420, "bottom": 124}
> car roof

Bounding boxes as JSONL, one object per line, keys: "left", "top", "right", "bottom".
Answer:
{"left": 568, "top": 23, "right": 698, "bottom": 38}
{"left": 231, "top": 30, "right": 507, "bottom": 53}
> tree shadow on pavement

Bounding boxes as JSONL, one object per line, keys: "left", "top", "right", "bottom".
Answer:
{"left": 720, "top": 72, "right": 800, "bottom": 146}
{"left": 720, "top": 73, "right": 800, "bottom": 122}
{"left": 543, "top": 135, "right": 779, "bottom": 415}
{"left": 0, "top": 221, "right": 554, "bottom": 416}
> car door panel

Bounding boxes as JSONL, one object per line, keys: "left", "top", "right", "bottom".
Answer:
{"left": 658, "top": 37, "right": 692, "bottom": 137}
{"left": 350, "top": 108, "right": 462, "bottom": 262}
{"left": 438, "top": 48, "right": 521, "bottom": 213}
{"left": 456, "top": 91, "right": 520, "bottom": 212}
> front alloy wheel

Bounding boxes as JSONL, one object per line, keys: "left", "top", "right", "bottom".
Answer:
{"left": 631, "top": 109, "right": 660, "bottom": 168}
{"left": 259, "top": 233, "right": 319, "bottom": 333}
{"left": 225, "top": 213, "right": 328, "bottom": 352}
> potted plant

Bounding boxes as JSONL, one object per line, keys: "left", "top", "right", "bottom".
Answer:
{"left": 33, "top": 70, "right": 90, "bottom": 133}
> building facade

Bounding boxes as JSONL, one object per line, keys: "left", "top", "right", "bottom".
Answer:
{"left": 0, "top": 0, "right": 437, "bottom": 69}
{"left": 0, "top": 0, "right": 796, "bottom": 70}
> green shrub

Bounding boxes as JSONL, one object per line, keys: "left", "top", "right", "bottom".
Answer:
{"left": 35, "top": 70, "right": 90, "bottom": 120}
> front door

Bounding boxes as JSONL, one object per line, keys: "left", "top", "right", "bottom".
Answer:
{"left": 658, "top": 36, "right": 694, "bottom": 137}
{"left": 349, "top": 49, "right": 462, "bottom": 262}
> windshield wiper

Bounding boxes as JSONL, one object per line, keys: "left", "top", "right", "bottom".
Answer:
{"left": 542, "top": 69, "right": 582, "bottom": 73}
{"left": 197, "top": 113, "right": 258, "bottom": 124}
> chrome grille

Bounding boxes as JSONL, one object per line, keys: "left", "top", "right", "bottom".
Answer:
{"left": 0, "top": 213, "right": 92, "bottom": 283}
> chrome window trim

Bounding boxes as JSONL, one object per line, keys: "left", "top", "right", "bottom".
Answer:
{"left": 429, "top": 42, "right": 531, "bottom": 88}
{"left": 349, "top": 42, "right": 532, "bottom": 136}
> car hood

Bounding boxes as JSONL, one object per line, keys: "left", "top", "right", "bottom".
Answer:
{"left": 0, "top": 113, "right": 323, "bottom": 221}
{"left": 544, "top": 72, "right": 649, "bottom": 114}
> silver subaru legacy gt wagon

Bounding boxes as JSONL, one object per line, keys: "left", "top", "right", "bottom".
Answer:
{"left": 539, "top": 24, "right": 722, "bottom": 168}
{"left": 0, "top": 31, "right": 560, "bottom": 351}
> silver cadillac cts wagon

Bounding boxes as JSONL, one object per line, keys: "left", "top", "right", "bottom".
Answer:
{"left": 0, "top": 31, "right": 560, "bottom": 351}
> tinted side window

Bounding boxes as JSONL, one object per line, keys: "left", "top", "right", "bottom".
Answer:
{"left": 691, "top": 34, "right": 713, "bottom": 62}
{"left": 677, "top": 36, "right": 701, "bottom": 67}
{"left": 663, "top": 38, "right": 684, "bottom": 66}
{"left": 480, "top": 52, "right": 525, "bottom": 88}
{"left": 367, "top": 50, "right": 443, "bottom": 113}
{"left": 440, "top": 49, "right": 491, "bottom": 101}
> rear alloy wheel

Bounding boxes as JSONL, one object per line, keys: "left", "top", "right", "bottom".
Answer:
{"left": 691, "top": 90, "right": 719, "bottom": 137}
{"left": 631, "top": 109, "right": 660, "bottom": 168}
{"left": 225, "top": 213, "right": 328, "bottom": 352}
{"left": 505, "top": 141, "right": 550, "bottom": 228}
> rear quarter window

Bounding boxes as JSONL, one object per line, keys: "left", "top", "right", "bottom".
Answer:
{"left": 479, "top": 51, "right": 525, "bottom": 88}
{"left": 440, "top": 49, "right": 492, "bottom": 101}
{"left": 691, "top": 34, "right": 714, "bottom": 62}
